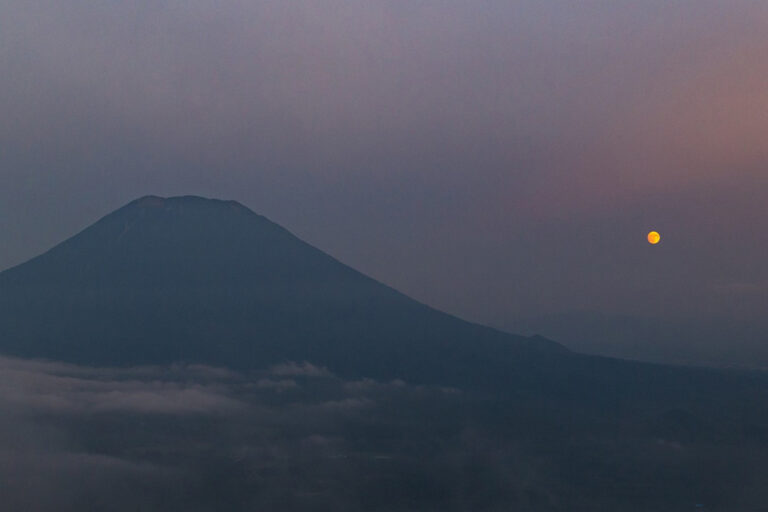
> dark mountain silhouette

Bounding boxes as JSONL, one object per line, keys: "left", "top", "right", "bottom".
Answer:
{"left": 1, "top": 195, "right": 766, "bottom": 405}
{"left": 0, "top": 195, "right": 563, "bottom": 386}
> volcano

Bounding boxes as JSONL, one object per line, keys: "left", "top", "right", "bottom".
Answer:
{"left": 0, "top": 195, "right": 563, "bottom": 385}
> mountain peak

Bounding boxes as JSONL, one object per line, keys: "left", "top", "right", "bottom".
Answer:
{"left": 122, "top": 195, "right": 252, "bottom": 214}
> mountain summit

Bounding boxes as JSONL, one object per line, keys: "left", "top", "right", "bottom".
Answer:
{"left": 0, "top": 196, "right": 563, "bottom": 384}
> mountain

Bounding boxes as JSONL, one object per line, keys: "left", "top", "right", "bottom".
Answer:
{"left": 0, "top": 195, "right": 563, "bottom": 386}
{"left": 2, "top": 195, "right": 766, "bottom": 401}
{"left": 4, "top": 196, "right": 768, "bottom": 510}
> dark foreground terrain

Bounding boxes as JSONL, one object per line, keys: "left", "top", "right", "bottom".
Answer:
{"left": 1, "top": 196, "right": 767, "bottom": 511}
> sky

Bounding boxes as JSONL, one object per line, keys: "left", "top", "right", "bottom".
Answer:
{"left": 1, "top": 1, "right": 767, "bottom": 365}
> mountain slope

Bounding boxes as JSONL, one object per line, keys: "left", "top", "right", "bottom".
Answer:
{"left": 0, "top": 195, "right": 563, "bottom": 384}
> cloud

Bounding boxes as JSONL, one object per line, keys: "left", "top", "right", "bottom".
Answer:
{"left": 0, "top": 356, "right": 245, "bottom": 415}
{"left": 269, "top": 361, "right": 332, "bottom": 377}
{"left": 1, "top": 354, "right": 767, "bottom": 510}
{"left": 255, "top": 378, "right": 299, "bottom": 391}
{"left": 0, "top": 353, "right": 495, "bottom": 510}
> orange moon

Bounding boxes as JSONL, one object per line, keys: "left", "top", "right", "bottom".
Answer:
{"left": 647, "top": 231, "right": 661, "bottom": 244}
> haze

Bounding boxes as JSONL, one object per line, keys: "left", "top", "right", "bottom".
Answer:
{"left": 2, "top": 0, "right": 767, "bottom": 365}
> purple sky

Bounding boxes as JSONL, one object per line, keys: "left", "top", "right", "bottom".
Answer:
{"left": 1, "top": 1, "right": 767, "bottom": 364}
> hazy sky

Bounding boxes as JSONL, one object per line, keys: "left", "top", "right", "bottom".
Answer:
{"left": 1, "top": 1, "right": 767, "bottom": 363}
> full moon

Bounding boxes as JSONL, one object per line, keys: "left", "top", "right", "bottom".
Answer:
{"left": 647, "top": 231, "right": 661, "bottom": 245}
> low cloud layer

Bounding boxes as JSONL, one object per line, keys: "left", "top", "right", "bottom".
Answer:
{"left": 2, "top": 353, "right": 768, "bottom": 510}
{"left": 0, "top": 356, "right": 477, "bottom": 511}
{"left": 0, "top": 357, "right": 245, "bottom": 415}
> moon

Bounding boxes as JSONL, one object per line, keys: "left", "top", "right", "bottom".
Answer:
{"left": 647, "top": 231, "right": 661, "bottom": 245}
